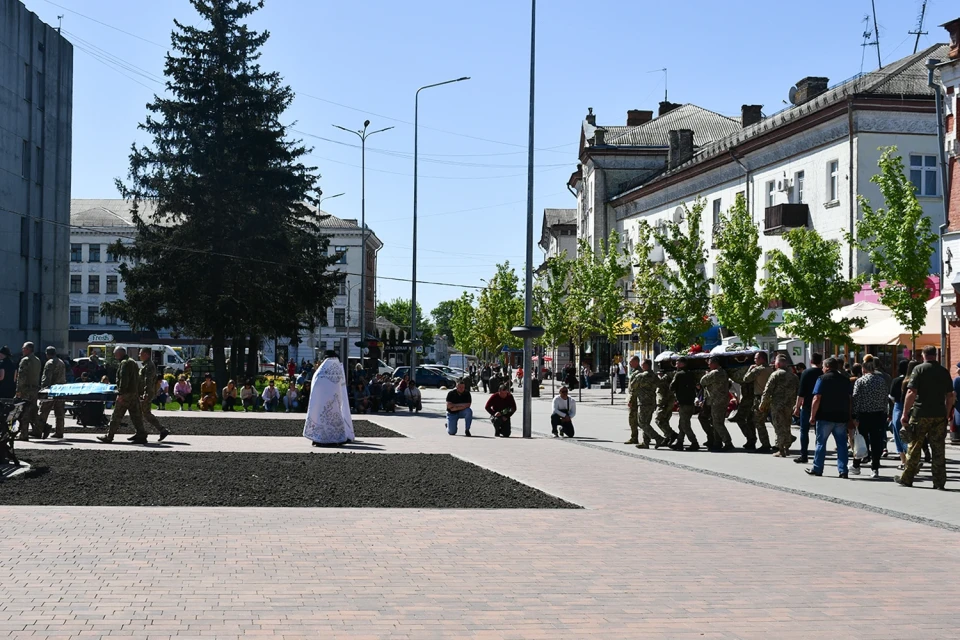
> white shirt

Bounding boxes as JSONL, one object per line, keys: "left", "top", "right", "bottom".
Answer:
{"left": 262, "top": 386, "right": 279, "bottom": 401}
{"left": 286, "top": 388, "right": 298, "bottom": 401}
{"left": 552, "top": 394, "right": 576, "bottom": 418}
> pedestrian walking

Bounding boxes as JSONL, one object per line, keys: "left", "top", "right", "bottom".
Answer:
{"left": 98, "top": 346, "right": 147, "bottom": 444}
{"left": 137, "top": 348, "right": 169, "bottom": 441}
{"left": 670, "top": 357, "right": 700, "bottom": 451}
{"left": 655, "top": 366, "right": 681, "bottom": 449}
{"left": 852, "top": 355, "right": 889, "bottom": 478}
{"left": 758, "top": 355, "right": 799, "bottom": 457}
{"left": 805, "top": 357, "right": 852, "bottom": 478}
{"left": 742, "top": 352, "right": 774, "bottom": 453}
{"left": 896, "top": 345, "right": 953, "bottom": 489}
{"left": 792, "top": 353, "right": 823, "bottom": 463}
{"left": 888, "top": 360, "right": 911, "bottom": 470}
{"left": 35, "top": 346, "right": 66, "bottom": 439}
{"left": 618, "top": 359, "right": 627, "bottom": 394}
{"left": 627, "top": 356, "right": 665, "bottom": 448}
{"left": 15, "top": 342, "right": 41, "bottom": 440}
{"left": 700, "top": 355, "right": 734, "bottom": 451}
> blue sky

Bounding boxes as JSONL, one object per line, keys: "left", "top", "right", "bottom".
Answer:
{"left": 25, "top": 0, "right": 958, "bottom": 318}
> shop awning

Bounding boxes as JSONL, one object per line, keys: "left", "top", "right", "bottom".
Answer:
{"left": 849, "top": 298, "right": 942, "bottom": 346}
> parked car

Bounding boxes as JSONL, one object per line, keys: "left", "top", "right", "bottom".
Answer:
{"left": 423, "top": 364, "right": 466, "bottom": 379}
{"left": 391, "top": 366, "right": 457, "bottom": 388}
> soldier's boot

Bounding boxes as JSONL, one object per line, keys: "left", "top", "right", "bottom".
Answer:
{"left": 684, "top": 441, "right": 700, "bottom": 452}
{"left": 624, "top": 424, "right": 639, "bottom": 445}
{"left": 653, "top": 435, "right": 668, "bottom": 449}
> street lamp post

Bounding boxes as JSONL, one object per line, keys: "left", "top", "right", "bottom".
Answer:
{"left": 318, "top": 192, "right": 345, "bottom": 205}
{"left": 409, "top": 76, "right": 469, "bottom": 383}
{"left": 333, "top": 121, "right": 393, "bottom": 370}
{"left": 510, "top": 0, "right": 544, "bottom": 439}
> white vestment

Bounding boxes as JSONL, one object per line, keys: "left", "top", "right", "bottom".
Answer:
{"left": 303, "top": 356, "right": 355, "bottom": 444}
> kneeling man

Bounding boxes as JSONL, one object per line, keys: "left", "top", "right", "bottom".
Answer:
{"left": 446, "top": 378, "right": 473, "bottom": 436}
{"left": 485, "top": 383, "right": 517, "bottom": 437}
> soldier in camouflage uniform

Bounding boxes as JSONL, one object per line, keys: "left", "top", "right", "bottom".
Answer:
{"left": 896, "top": 345, "right": 953, "bottom": 489}
{"left": 627, "top": 356, "right": 666, "bottom": 448}
{"left": 35, "top": 346, "right": 66, "bottom": 439}
{"left": 15, "top": 342, "right": 42, "bottom": 440}
{"left": 742, "top": 352, "right": 774, "bottom": 452}
{"left": 655, "top": 367, "right": 680, "bottom": 448}
{"left": 98, "top": 347, "right": 147, "bottom": 444}
{"left": 758, "top": 355, "right": 800, "bottom": 457}
{"left": 137, "top": 348, "right": 169, "bottom": 442}
{"left": 700, "top": 356, "right": 734, "bottom": 451}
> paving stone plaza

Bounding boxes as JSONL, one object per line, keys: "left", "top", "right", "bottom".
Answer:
{"left": 1, "top": 387, "right": 958, "bottom": 639}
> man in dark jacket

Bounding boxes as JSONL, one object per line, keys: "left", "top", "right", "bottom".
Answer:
{"left": 670, "top": 357, "right": 701, "bottom": 451}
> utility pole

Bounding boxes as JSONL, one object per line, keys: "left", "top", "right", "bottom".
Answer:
{"left": 909, "top": 0, "right": 928, "bottom": 55}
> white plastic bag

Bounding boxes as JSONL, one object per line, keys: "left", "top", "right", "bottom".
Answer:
{"left": 853, "top": 431, "right": 868, "bottom": 459}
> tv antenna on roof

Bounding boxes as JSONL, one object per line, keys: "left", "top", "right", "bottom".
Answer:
{"left": 57, "top": 14, "right": 63, "bottom": 33}
{"left": 647, "top": 68, "right": 667, "bottom": 102}
{"left": 909, "top": 0, "right": 928, "bottom": 54}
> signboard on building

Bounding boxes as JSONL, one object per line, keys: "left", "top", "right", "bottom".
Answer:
{"left": 88, "top": 333, "right": 115, "bottom": 343}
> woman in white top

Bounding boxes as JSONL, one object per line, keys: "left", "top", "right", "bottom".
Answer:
{"left": 284, "top": 386, "right": 299, "bottom": 412}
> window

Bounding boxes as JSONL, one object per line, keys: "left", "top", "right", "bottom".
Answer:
{"left": 335, "top": 246, "right": 347, "bottom": 264}
{"left": 33, "top": 293, "right": 40, "bottom": 330}
{"left": 36, "top": 71, "right": 44, "bottom": 111}
{"left": 34, "top": 221, "right": 41, "bottom": 256}
{"left": 828, "top": 160, "right": 839, "bottom": 202}
{"left": 35, "top": 146, "right": 43, "bottom": 185}
{"left": 766, "top": 181, "right": 776, "bottom": 207}
{"left": 910, "top": 154, "right": 938, "bottom": 196}
{"left": 337, "top": 280, "right": 347, "bottom": 296}
{"left": 334, "top": 308, "right": 346, "bottom": 327}
{"left": 21, "top": 140, "right": 30, "bottom": 179}
{"left": 23, "top": 63, "right": 30, "bottom": 102}
{"left": 70, "top": 243, "right": 82, "bottom": 262}
{"left": 19, "top": 293, "right": 27, "bottom": 330}
{"left": 105, "top": 314, "right": 117, "bottom": 326}
{"left": 88, "top": 244, "right": 100, "bottom": 262}
{"left": 712, "top": 198, "right": 722, "bottom": 227}
{"left": 794, "top": 171, "right": 805, "bottom": 204}
{"left": 87, "top": 306, "right": 100, "bottom": 325}
{"left": 106, "top": 248, "right": 118, "bottom": 263}
{"left": 69, "top": 306, "right": 81, "bottom": 325}
{"left": 20, "top": 217, "right": 29, "bottom": 257}
{"left": 88, "top": 275, "right": 100, "bottom": 294}
{"left": 70, "top": 275, "right": 81, "bottom": 293}
{"left": 106, "top": 275, "right": 118, "bottom": 294}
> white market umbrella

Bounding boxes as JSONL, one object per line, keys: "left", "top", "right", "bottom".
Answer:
{"left": 849, "top": 298, "right": 941, "bottom": 347}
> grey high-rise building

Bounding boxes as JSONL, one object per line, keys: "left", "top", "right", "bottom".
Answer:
{"left": 0, "top": 0, "right": 73, "bottom": 352}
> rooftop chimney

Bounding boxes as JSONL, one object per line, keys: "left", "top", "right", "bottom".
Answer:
{"left": 668, "top": 129, "right": 694, "bottom": 170}
{"left": 592, "top": 127, "right": 607, "bottom": 146}
{"left": 658, "top": 101, "right": 682, "bottom": 117}
{"left": 627, "top": 109, "right": 653, "bottom": 126}
{"left": 585, "top": 107, "right": 596, "bottom": 126}
{"left": 741, "top": 104, "right": 763, "bottom": 127}
{"left": 794, "top": 77, "right": 829, "bottom": 104}
{"left": 943, "top": 18, "right": 960, "bottom": 59}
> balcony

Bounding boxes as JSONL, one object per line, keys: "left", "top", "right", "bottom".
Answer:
{"left": 764, "top": 203, "right": 809, "bottom": 235}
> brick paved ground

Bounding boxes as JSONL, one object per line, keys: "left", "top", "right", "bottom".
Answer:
{"left": 3, "top": 390, "right": 960, "bottom": 638}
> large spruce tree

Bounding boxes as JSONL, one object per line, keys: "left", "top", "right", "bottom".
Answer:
{"left": 105, "top": 0, "right": 339, "bottom": 385}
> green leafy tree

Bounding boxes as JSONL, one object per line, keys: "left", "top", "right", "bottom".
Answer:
{"left": 713, "top": 193, "right": 771, "bottom": 347}
{"left": 653, "top": 199, "right": 712, "bottom": 350}
{"left": 475, "top": 262, "right": 523, "bottom": 359}
{"left": 850, "top": 146, "right": 936, "bottom": 351}
{"left": 631, "top": 221, "right": 669, "bottom": 354}
{"left": 103, "top": 0, "right": 340, "bottom": 387}
{"left": 534, "top": 252, "right": 573, "bottom": 395}
{"left": 765, "top": 228, "right": 865, "bottom": 346}
{"left": 450, "top": 292, "right": 479, "bottom": 357}
{"left": 431, "top": 300, "right": 457, "bottom": 345}
{"left": 376, "top": 298, "right": 434, "bottom": 345}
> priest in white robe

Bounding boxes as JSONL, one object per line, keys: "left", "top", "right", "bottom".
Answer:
{"left": 303, "top": 351, "right": 355, "bottom": 446}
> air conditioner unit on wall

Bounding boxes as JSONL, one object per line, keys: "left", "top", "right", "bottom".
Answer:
{"left": 777, "top": 178, "right": 792, "bottom": 192}
{"left": 948, "top": 138, "right": 959, "bottom": 158}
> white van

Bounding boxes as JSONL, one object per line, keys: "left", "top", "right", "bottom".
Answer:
{"left": 96, "top": 343, "right": 187, "bottom": 373}
{"left": 448, "top": 354, "right": 478, "bottom": 371}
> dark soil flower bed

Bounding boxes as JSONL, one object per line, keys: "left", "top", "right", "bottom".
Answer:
{"left": 0, "top": 451, "right": 579, "bottom": 509}
{"left": 63, "top": 418, "right": 402, "bottom": 438}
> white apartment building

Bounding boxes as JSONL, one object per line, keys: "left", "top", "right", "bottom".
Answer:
{"left": 538, "top": 208, "right": 577, "bottom": 261}
{"left": 937, "top": 18, "right": 960, "bottom": 365}
{"left": 68, "top": 200, "right": 382, "bottom": 363}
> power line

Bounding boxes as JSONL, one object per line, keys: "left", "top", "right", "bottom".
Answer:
{"left": 40, "top": 0, "right": 167, "bottom": 48}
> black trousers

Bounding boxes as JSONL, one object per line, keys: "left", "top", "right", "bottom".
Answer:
{"left": 855, "top": 411, "right": 887, "bottom": 471}
{"left": 491, "top": 414, "right": 511, "bottom": 437}
{"left": 551, "top": 413, "right": 574, "bottom": 437}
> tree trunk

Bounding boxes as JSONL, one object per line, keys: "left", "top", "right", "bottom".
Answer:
{"left": 246, "top": 334, "right": 260, "bottom": 379}
{"left": 231, "top": 334, "right": 246, "bottom": 378}
{"left": 211, "top": 332, "right": 227, "bottom": 401}
{"left": 610, "top": 343, "right": 615, "bottom": 406}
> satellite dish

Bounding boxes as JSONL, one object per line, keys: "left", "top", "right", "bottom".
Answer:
{"left": 788, "top": 86, "right": 798, "bottom": 105}
{"left": 673, "top": 206, "right": 684, "bottom": 224}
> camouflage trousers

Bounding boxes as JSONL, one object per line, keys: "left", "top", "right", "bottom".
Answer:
{"left": 677, "top": 404, "right": 698, "bottom": 445}
{"left": 709, "top": 401, "right": 732, "bottom": 446}
{"left": 140, "top": 398, "right": 164, "bottom": 434}
{"left": 36, "top": 399, "right": 66, "bottom": 437}
{"left": 655, "top": 404, "right": 678, "bottom": 439}
{"left": 106, "top": 394, "right": 146, "bottom": 439}
{"left": 899, "top": 417, "right": 947, "bottom": 488}
{"left": 629, "top": 403, "right": 662, "bottom": 444}
{"left": 17, "top": 397, "right": 39, "bottom": 439}
{"left": 743, "top": 401, "right": 771, "bottom": 447}
{"left": 769, "top": 405, "right": 793, "bottom": 453}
